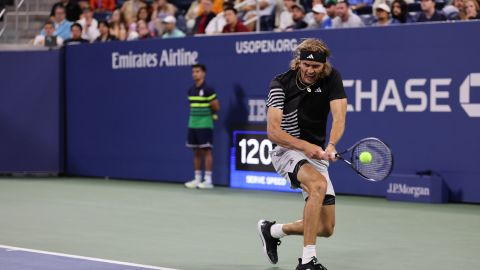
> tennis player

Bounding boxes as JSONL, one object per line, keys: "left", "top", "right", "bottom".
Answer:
{"left": 184, "top": 64, "right": 220, "bottom": 189}
{"left": 257, "top": 38, "right": 347, "bottom": 270}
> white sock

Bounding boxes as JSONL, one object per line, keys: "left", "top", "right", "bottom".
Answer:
{"left": 270, "top": 224, "right": 286, "bottom": 238}
{"left": 194, "top": 170, "right": 202, "bottom": 182}
{"left": 204, "top": 171, "right": 212, "bottom": 183}
{"left": 301, "top": 245, "right": 317, "bottom": 264}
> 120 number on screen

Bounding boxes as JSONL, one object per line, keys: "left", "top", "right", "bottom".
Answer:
{"left": 238, "top": 138, "right": 273, "bottom": 165}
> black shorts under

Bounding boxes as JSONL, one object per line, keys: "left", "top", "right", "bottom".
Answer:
{"left": 186, "top": 128, "right": 213, "bottom": 148}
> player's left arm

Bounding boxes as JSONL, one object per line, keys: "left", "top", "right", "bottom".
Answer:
{"left": 325, "top": 98, "right": 347, "bottom": 161}
{"left": 208, "top": 89, "right": 220, "bottom": 120}
{"left": 210, "top": 99, "right": 220, "bottom": 113}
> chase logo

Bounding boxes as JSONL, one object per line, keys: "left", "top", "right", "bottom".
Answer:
{"left": 460, "top": 73, "right": 480, "bottom": 117}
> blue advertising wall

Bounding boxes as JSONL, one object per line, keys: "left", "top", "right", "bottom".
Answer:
{"left": 65, "top": 21, "right": 480, "bottom": 203}
{"left": 0, "top": 50, "right": 63, "bottom": 173}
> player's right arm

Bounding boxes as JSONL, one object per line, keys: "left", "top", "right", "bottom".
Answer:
{"left": 267, "top": 107, "right": 324, "bottom": 159}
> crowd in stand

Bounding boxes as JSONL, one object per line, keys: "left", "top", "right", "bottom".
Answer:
{"left": 33, "top": 0, "right": 480, "bottom": 47}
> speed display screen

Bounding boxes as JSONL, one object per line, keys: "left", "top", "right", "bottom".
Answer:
{"left": 230, "top": 130, "right": 300, "bottom": 193}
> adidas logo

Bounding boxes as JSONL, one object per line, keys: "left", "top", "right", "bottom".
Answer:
{"left": 307, "top": 54, "right": 314, "bottom": 59}
{"left": 314, "top": 87, "right": 322, "bottom": 93}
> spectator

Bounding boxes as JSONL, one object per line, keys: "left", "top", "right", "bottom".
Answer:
{"left": 286, "top": 3, "right": 308, "bottom": 30}
{"left": 89, "top": 0, "right": 115, "bottom": 12}
{"left": 391, "top": 0, "right": 415, "bottom": 23}
{"left": 449, "top": 0, "right": 466, "bottom": 20}
{"left": 307, "top": 4, "right": 328, "bottom": 28}
{"left": 197, "top": 0, "right": 224, "bottom": 15}
{"left": 349, "top": 0, "right": 373, "bottom": 12}
{"left": 42, "top": 5, "right": 73, "bottom": 40}
{"left": 222, "top": 7, "right": 250, "bottom": 32}
{"left": 151, "top": 0, "right": 176, "bottom": 36}
{"left": 372, "top": 3, "right": 396, "bottom": 25}
{"left": 128, "top": 19, "right": 152, "bottom": 39}
{"left": 162, "top": 15, "right": 186, "bottom": 38}
{"left": 238, "top": 0, "right": 276, "bottom": 31}
{"left": 205, "top": 2, "right": 232, "bottom": 35}
{"left": 137, "top": 6, "right": 151, "bottom": 24}
{"left": 332, "top": 0, "right": 365, "bottom": 27}
{"left": 129, "top": 6, "right": 153, "bottom": 34}
{"left": 464, "top": 0, "right": 480, "bottom": 19}
{"left": 50, "top": 0, "right": 82, "bottom": 22}
{"left": 416, "top": 0, "right": 447, "bottom": 22}
{"left": 95, "top": 20, "right": 118, "bottom": 41}
{"left": 77, "top": 0, "right": 90, "bottom": 9}
{"left": 64, "top": 22, "right": 90, "bottom": 45}
{"left": 277, "top": 0, "right": 296, "bottom": 31}
{"left": 109, "top": 9, "right": 127, "bottom": 40}
{"left": 205, "top": 1, "right": 238, "bottom": 35}
{"left": 121, "top": 0, "right": 146, "bottom": 26}
{"left": 324, "top": 0, "right": 337, "bottom": 27}
{"left": 193, "top": 0, "right": 216, "bottom": 34}
{"left": 305, "top": 0, "right": 322, "bottom": 25}
{"left": 78, "top": 7, "right": 100, "bottom": 42}
{"left": 34, "top": 21, "right": 64, "bottom": 47}
{"left": 137, "top": 19, "right": 152, "bottom": 38}
{"left": 89, "top": 0, "right": 115, "bottom": 20}
{"left": 372, "top": 0, "right": 413, "bottom": 11}
{"left": 185, "top": 0, "right": 202, "bottom": 32}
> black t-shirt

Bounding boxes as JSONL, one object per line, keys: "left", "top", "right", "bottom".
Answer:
{"left": 266, "top": 68, "right": 346, "bottom": 147}
{"left": 50, "top": 1, "right": 82, "bottom": 22}
{"left": 416, "top": 11, "right": 447, "bottom": 22}
{"left": 63, "top": 38, "right": 89, "bottom": 45}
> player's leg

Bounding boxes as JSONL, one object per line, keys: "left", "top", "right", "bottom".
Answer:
{"left": 298, "top": 164, "right": 327, "bottom": 243}
{"left": 198, "top": 128, "right": 214, "bottom": 189}
{"left": 295, "top": 163, "right": 328, "bottom": 268}
{"left": 258, "top": 149, "right": 312, "bottom": 264}
{"left": 282, "top": 166, "right": 336, "bottom": 237}
{"left": 194, "top": 148, "right": 202, "bottom": 171}
{"left": 282, "top": 204, "right": 335, "bottom": 237}
{"left": 198, "top": 148, "right": 214, "bottom": 189}
{"left": 258, "top": 147, "right": 331, "bottom": 268}
{"left": 185, "top": 128, "right": 202, "bottom": 188}
{"left": 278, "top": 166, "right": 334, "bottom": 269}
{"left": 204, "top": 148, "right": 213, "bottom": 172}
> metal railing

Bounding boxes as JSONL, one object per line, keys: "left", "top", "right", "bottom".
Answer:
{"left": 0, "top": 6, "right": 6, "bottom": 38}
{"left": 0, "top": 0, "right": 41, "bottom": 42}
{"left": 14, "top": 0, "right": 29, "bottom": 43}
{"left": 234, "top": 0, "right": 261, "bottom": 32}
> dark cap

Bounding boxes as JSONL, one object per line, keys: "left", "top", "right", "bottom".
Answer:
{"left": 324, "top": 0, "right": 338, "bottom": 7}
{"left": 291, "top": 3, "right": 305, "bottom": 13}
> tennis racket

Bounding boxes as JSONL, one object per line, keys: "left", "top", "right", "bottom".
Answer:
{"left": 334, "top": 137, "right": 393, "bottom": 182}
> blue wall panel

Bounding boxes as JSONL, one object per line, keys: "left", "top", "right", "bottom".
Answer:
{"left": 0, "top": 50, "right": 63, "bottom": 173}
{"left": 65, "top": 21, "right": 480, "bottom": 202}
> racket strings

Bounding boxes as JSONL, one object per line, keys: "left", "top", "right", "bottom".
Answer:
{"left": 352, "top": 139, "right": 393, "bottom": 181}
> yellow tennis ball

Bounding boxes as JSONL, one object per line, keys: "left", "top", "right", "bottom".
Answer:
{"left": 212, "top": 114, "right": 218, "bottom": 121}
{"left": 359, "top": 151, "right": 372, "bottom": 164}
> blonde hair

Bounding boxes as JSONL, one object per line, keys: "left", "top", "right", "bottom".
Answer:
{"left": 290, "top": 38, "right": 332, "bottom": 78}
{"left": 465, "top": 0, "right": 480, "bottom": 12}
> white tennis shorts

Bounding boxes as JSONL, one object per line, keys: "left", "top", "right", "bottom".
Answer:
{"left": 270, "top": 145, "right": 335, "bottom": 200}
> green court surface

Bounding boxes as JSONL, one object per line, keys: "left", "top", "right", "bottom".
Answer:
{"left": 0, "top": 178, "right": 479, "bottom": 270}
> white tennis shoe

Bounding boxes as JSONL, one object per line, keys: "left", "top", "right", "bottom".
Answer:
{"left": 184, "top": 179, "right": 200, "bottom": 189}
{"left": 198, "top": 182, "right": 214, "bottom": 189}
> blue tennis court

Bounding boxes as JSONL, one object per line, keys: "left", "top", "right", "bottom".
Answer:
{"left": 0, "top": 245, "right": 176, "bottom": 270}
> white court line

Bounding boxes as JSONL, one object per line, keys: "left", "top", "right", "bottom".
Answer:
{"left": 0, "top": 244, "right": 179, "bottom": 270}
